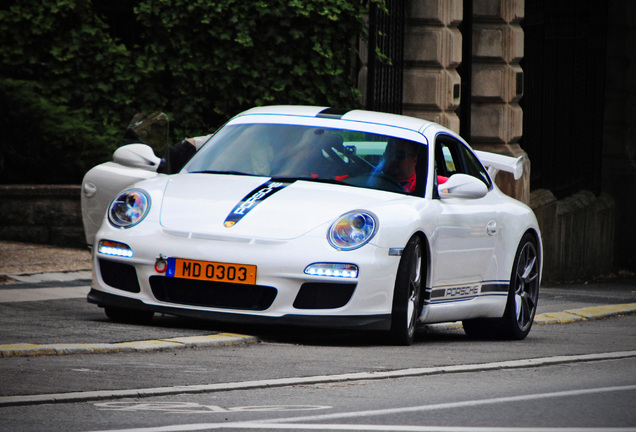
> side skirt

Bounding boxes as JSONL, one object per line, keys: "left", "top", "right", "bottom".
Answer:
{"left": 419, "top": 282, "right": 509, "bottom": 323}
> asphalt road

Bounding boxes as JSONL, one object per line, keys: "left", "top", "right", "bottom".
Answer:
{"left": 1, "top": 241, "right": 636, "bottom": 431}
{"left": 1, "top": 313, "right": 635, "bottom": 431}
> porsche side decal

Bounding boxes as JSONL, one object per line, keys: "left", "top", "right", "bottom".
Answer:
{"left": 224, "top": 180, "right": 292, "bottom": 227}
{"left": 425, "top": 282, "right": 508, "bottom": 304}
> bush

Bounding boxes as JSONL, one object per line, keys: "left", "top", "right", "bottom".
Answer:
{"left": 0, "top": 79, "right": 114, "bottom": 184}
{"left": 133, "top": 0, "right": 370, "bottom": 135}
{"left": 0, "top": 0, "right": 377, "bottom": 183}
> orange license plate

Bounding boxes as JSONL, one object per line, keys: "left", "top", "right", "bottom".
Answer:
{"left": 167, "top": 258, "right": 256, "bottom": 285}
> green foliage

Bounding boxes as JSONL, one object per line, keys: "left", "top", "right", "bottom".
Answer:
{"left": 0, "top": 0, "right": 136, "bottom": 131}
{"left": 132, "top": 0, "right": 371, "bottom": 136}
{"left": 0, "top": 78, "right": 114, "bottom": 184}
{"left": 0, "top": 0, "right": 380, "bottom": 183}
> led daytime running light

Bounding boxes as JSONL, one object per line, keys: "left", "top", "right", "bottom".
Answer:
{"left": 304, "top": 263, "right": 358, "bottom": 279}
{"left": 98, "top": 240, "right": 133, "bottom": 258}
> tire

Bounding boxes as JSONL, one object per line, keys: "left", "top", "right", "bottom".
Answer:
{"left": 104, "top": 306, "right": 154, "bottom": 325}
{"left": 389, "top": 235, "right": 424, "bottom": 345}
{"left": 463, "top": 232, "right": 540, "bottom": 340}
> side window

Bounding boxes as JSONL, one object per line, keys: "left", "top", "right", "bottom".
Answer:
{"left": 435, "top": 136, "right": 492, "bottom": 189}
{"left": 435, "top": 139, "right": 461, "bottom": 179}
{"left": 441, "top": 146, "right": 457, "bottom": 174}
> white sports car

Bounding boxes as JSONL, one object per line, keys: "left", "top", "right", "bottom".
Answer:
{"left": 81, "top": 106, "right": 542, "bottom": 345}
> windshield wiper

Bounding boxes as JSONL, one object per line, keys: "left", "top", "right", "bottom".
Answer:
{"left": 270, "top": 176, "right": 346, "bottom": 186}
{"left": 190, "top": 170, "right": 256, "bottom": 176}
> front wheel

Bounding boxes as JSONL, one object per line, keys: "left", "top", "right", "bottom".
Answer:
{"left": 389, "top": 236, "right": 424, "bottom": 345}
{"left": 463, "top": 232, "right": 540, "bottom": 340}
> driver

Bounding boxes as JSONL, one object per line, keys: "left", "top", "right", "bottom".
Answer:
{"left": 382, "top": 138, "right": 418, "bottom": 193}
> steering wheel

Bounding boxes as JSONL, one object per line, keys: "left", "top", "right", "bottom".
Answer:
{"left": 347, "top": 171, "right": 404, "bottom": 193}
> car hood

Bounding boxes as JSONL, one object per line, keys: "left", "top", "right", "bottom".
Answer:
{"left": 159, "top": 174, "right": 402, "bottom": 240}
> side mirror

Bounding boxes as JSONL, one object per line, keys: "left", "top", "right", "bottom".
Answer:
{"left": 113, "top": 144, "right": 161, "bottom": 172}
{"left": 438, "top": 174, "right": 488, "bottom": 199}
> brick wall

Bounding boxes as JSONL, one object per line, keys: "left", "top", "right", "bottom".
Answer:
{"left": 0, "top": 185, "right": 86, "bottom": 249}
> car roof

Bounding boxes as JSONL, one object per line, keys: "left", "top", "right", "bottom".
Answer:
{"left": 236, "top": 105, "right": 441, "bottom": 135}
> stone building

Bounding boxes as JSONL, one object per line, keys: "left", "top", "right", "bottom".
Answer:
{"left": 361, "top": 0, "right": 636, "bottom": 282}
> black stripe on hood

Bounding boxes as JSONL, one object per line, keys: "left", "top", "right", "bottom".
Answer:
{"left": 223, "top": 180, "right": 293, "bottom": 227}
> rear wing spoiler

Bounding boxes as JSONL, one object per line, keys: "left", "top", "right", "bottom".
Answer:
{"left": 474, "top": 150, "right": 524, "bottom": 181}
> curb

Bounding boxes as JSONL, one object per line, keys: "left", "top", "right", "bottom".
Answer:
{"left": 0, "top": 333, "right": 258, "bottom": 358}
{"left": 1, "top": 303, "right": 635, "bottom": 358}
{"left": 533, "top": 303, "right": 636, "bottom": 325}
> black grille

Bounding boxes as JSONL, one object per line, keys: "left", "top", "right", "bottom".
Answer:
{"left": 293, "top": 282, "right": 356, "bottom": 310}
{"left": 98, "top": 259, "right": 140, "bottom": 293}
{"left": 149, "top": 276, "right": 277, "bottom": 311}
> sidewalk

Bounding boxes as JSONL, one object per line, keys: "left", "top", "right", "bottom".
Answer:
{"left": 1, "top": 240, "right": 635, "bottom": 357}
{"left": 0, "top": 240, "right": 91, "bottom": 283}
{"left": 0, "top": 241, "right": 259, "bottom": 355}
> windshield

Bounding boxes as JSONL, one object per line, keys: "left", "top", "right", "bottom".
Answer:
{"left": 186, "top": 123, "right": 427, "bottom": 194}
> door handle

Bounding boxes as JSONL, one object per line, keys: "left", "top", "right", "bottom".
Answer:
{"left": 487, "top": 220, "right": 498, "bottom": 236}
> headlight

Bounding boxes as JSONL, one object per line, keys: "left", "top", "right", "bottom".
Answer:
{"left": 328, "top": 211, "right": 377, "bottom": 250}
{"left": 108, "top": 189, "right": 150, "bottom": 228}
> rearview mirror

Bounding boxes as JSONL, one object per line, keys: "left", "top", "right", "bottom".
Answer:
{"left": 113, "top": 144, "right": 161, "bottom": 172}
{"left": 438, "top": 174, "right": 488, "bottom": 199}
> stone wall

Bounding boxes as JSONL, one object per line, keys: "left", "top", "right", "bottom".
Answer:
{"left": 469, "top": 0, "right": 529, "bottom": 205}
{"left": 0, "top": 185, "right": 85, "bottom": 249}
{"left": 531, "top": 189, "right": 615, "bottom": 283}
{"left": 403, "top": 0, "right": 462, "bottom": 131}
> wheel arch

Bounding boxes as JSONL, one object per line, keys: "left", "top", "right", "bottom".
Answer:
{"left": 416, "top": 231, "right": 432, "bottom": 281}
{"left": 413, "top": 230, "right": 432, "bottom": 298}
{"left": 389, "top": 231, "right": 431, "bottom": 308}
{"left": 499, "top": 225, "right": 543, "bottom": 285}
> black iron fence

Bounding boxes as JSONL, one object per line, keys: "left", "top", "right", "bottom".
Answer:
{"left": 366, "top": 0, "right": 405, "bottom": 114}
{"left": 521, "top": 0, "right": 608, "bottom": 198}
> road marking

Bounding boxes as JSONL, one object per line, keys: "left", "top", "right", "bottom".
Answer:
{"left": 1, "top": 350, "right": 635, "bottom": 407}
{"left": 94, "top": 402, "right": 331, "bottom": 413}
{"left": 258, "top": 384, "right": 636, "bottom": 424}
{"left": 81, "top": 385, "right": 636, "bottom": 431}
{"left": 0, "top": 286, "right": 89, "bottom": 302}
{"left": 83, "top": 425, "right": 636, "bottom": 432}
{"left": 208, "top": 425, "right": 636, "bottom": 431}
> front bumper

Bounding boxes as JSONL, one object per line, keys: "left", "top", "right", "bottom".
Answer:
{"left": 89, "top": 226, "right": 400, "bottom": 330}
{"left": 88, "top": 289, "right": 392, "bottom": 330}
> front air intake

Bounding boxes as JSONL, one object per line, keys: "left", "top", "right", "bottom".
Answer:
{"left": 293, "top": 282, "right": 357, "bottom": 309}
{"left": 149, "top": 276, "right": 277, "bottom": 311}
{"left": 98, "top": 259, "right": 141, "bottom": 293}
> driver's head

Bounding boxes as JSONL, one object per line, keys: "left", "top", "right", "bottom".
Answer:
{"left": 383, "top": 139, "right": 418, "bottom": 181}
